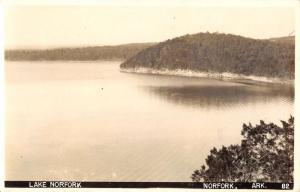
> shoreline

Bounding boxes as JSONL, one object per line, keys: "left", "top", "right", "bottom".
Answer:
{"left": 120, "top": 67, "right": 294, "bottom": 85}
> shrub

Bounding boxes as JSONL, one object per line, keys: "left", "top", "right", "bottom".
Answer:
{"left": 191, "top": 116, "right": 294, "bottom": 182}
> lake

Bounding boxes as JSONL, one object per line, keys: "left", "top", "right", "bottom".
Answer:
{"left": 5, "top": 61, "right": 294, "bottom": 181}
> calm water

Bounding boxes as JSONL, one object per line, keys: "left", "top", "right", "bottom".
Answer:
{"left": 5, "top": 61, "right": 294, "bottom": 181}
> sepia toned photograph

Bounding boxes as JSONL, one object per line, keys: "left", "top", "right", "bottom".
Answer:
{"left": 2, "top": 0, "right": 298, "bottom": 190}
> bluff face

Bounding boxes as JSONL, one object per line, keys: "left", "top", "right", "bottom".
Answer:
{"left": 120, "top": 33, "right": 294, "bottom": 79}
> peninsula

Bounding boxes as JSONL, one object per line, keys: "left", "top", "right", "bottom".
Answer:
{"left": 120, "top": 33, "right": 294, "bottom": 83}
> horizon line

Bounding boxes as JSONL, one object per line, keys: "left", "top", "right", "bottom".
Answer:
{"left": 5, "top": 32, "right": 295, "bottom": 51}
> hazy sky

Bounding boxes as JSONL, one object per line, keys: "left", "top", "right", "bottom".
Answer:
{"left": 5, "top": 5, "right": 295, "bottom": 49}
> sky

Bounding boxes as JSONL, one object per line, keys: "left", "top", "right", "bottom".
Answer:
{"left": 4, "top": 4, "right": 296, "bottom": 49}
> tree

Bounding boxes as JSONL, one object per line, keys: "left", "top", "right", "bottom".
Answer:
{"left": 191, "top": 116, "right": 294, "bottom": 182}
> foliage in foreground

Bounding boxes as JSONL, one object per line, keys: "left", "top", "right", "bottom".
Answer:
{"left": 191, "top": 116, "right": 294, "bottom": 182}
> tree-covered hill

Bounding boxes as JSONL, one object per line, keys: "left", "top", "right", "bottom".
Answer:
{"left": 268, "top": 36, "right": 295, "bottom": 45}
{"left": 120, "top": 33, "right": 294, "bottom": 79}
{"left": 5, "top": 43, "right": 155, "bottom": 61}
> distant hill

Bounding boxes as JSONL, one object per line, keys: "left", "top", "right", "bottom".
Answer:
{"left": 268, "top": 36, "right": 295, "bottom": 45}
{"left": 5, "top": 43, "right": 156, "bottom": 61}
{"left": 120, "top": 33, "right": 294, "bottom": 79}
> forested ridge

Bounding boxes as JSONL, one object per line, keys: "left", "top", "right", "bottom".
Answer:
{"left": 121, "top": 33, "right": 295, "bottom": 79}
{"left": 5, "top": 43, "right": 155, "bottom": 61}
{"left": 268, "top": 36, "right": 295, "bottom": 45}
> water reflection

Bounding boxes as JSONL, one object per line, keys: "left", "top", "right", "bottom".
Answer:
{"left": 144, "top": 84, "right": 294, "bottom": 109}
{"left": 6, "top": 61, "right": 295, "bottom": 181}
